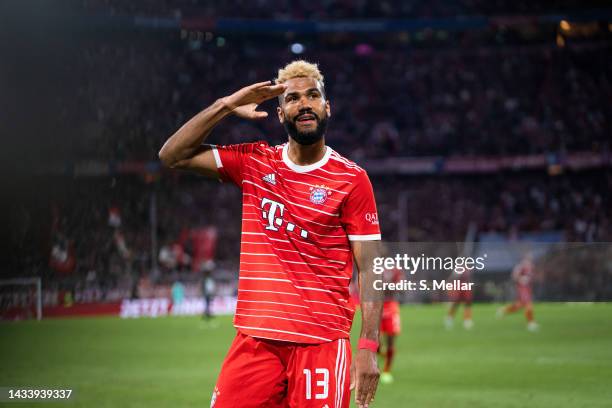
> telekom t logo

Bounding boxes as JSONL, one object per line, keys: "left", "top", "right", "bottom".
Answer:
{"left": 260, "top": 197, "right": 309, "bottom": 238}
{"left": 261, "top": 197, "right": 285, "bottom": 231}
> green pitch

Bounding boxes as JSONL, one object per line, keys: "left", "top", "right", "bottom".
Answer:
{"left": 1, "top": 303, "right": 611, "bottom": 407}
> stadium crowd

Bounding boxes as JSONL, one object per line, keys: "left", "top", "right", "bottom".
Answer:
{"left": 59, "top": 30, "right": 611, "bottom": 164}
{"left": 3, "top": 2, "right": 611, "bottom": 309}
{"left": 5, "top": 167, "right": 609, "bottom": 306}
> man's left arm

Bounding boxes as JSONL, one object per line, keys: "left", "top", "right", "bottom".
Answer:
{"left": 351, "top": 239, "right": 383, "bottom": 408}
{"left": 339, "top": 169, "right": 382, "bottom": 407}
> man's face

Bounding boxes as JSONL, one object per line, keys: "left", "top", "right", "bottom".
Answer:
{"left": 277, "top": 77, "right": 331, "bottom": 145}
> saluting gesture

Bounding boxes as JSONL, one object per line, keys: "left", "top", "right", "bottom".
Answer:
{"left": 221, "top": 80, "right": 287, "bottom": 120}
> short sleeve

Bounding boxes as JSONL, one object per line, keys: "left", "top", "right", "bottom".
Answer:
{"left": 340, "top": 170, "right": 382, "bottom": 241}
{"left": 211, "top": 142, "right": 266, "bottom": 186}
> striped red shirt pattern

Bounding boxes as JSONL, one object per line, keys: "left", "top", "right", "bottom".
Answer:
{"left": 212, "top": 141, "right": 381, "bottom": 343}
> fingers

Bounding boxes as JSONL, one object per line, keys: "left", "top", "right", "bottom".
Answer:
{"left": 248, "top": 80, "right": 273, "bottom": 89}
{"left": 363, "top": 375, "right": 379, "bottom": 407}
{"left": 249, "top": 81, "right": 286, "bottom": 94}
{"left": 236, "top": 81, "right": 287, "bottom": 107}
{"left": 355, "top": 372, "right": 380, "bottom": 408}
{"left": 356, "top": 377, "right": 365, "bottom": 407}
{"left": 355, "top": 379, "right": 362, "bottom": 407}
{"left": 350, "top": 362, "right": 356, "bottom": 390}
{"left": 257, "top": 83, "right": 287, "bottom": 100}
{"left": 269, "top": 83, "right": 288, "bottom": 93}
{"left": 235, "top": 109, "right": 268, "bottom": 120}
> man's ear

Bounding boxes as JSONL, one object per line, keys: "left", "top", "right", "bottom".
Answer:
{"left": 277, "top": 106, "right": 285, "bottom": 123}
{"left": 325, "top": 100, "right": 331, "bottom": 118}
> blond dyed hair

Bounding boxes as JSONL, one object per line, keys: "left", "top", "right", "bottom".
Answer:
{"left": 275, "top": 60, "right": 325, "bottom": 87}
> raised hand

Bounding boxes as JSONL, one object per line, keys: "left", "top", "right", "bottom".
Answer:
{"left": 221, "top": 81, "right": 287, "bottom": 120}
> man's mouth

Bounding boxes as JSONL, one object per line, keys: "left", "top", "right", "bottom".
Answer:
{"left": 295, "top": 113, "right": 317, "bottom": 125}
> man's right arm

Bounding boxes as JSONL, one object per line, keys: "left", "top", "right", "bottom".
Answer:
{"left": 158, "top": 81, "right": 287, "bottom": 178}
{"left": 158, "top": 99, "right": 231, "bottom": 178}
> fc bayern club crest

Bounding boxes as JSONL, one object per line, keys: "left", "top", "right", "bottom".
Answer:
{"left": 310, "top": 186, "right": 330, "bottom": 205}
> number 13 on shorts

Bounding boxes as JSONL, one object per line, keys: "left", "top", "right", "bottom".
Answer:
{"left": 291, "top": 338, "right": 351, "bottom": 408}
{"left": 303, "top": 368, "right": 329, "bottom": 399}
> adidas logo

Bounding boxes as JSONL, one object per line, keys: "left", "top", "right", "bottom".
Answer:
{"left": 262, "top": 173, "right": 277, "bottom": 185}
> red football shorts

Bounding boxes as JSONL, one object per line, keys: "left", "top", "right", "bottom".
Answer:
{"left": 517, "top": 285, "right": 532, "bottom": 305}
{"left": 211, "top": 331, "right": 351, "bottom": 408}
{"left": 380, "top": 301, "right": 401, "bottom": 335}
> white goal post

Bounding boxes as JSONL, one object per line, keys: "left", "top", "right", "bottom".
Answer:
{"left": 0, "top": 277, "right": 42, "bottom": 321}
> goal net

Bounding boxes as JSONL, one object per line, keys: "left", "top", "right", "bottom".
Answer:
{"left": 0, "top": 277, "right": 42, "bottom": 321}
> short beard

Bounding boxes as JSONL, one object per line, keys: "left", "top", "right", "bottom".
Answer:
{"left": 283, "top": 113, "right": 329, "bottom": 146}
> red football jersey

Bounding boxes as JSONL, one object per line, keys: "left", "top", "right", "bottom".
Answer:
{"left": 212, "top": 141, "right": 381, "bottom": 343}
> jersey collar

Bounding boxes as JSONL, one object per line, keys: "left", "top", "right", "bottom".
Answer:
{"left": 282, "top": 143, "right": 331, "bottom": 173}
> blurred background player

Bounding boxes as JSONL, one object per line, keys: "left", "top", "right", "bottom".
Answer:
{"left": 171, "top": 279, "right": 185, "bottom": 307}
{"left": 201, "top": 265, "right": 216, "bottom": 325}
{"left": 498, "top": 253, "right": 539, "bottom": 331}
{"left": 445, "top": 266, "right": 474, "bottom": 330}
{"left": 190, "top": 226, "right": 218, "bottom": 324}
{"left": 379, "top": 268, "right": 402, "bottom": 384}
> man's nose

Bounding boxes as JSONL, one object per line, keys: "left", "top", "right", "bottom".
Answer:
{"left": 297, "top": 95, "right": 311, "bottom": 109}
